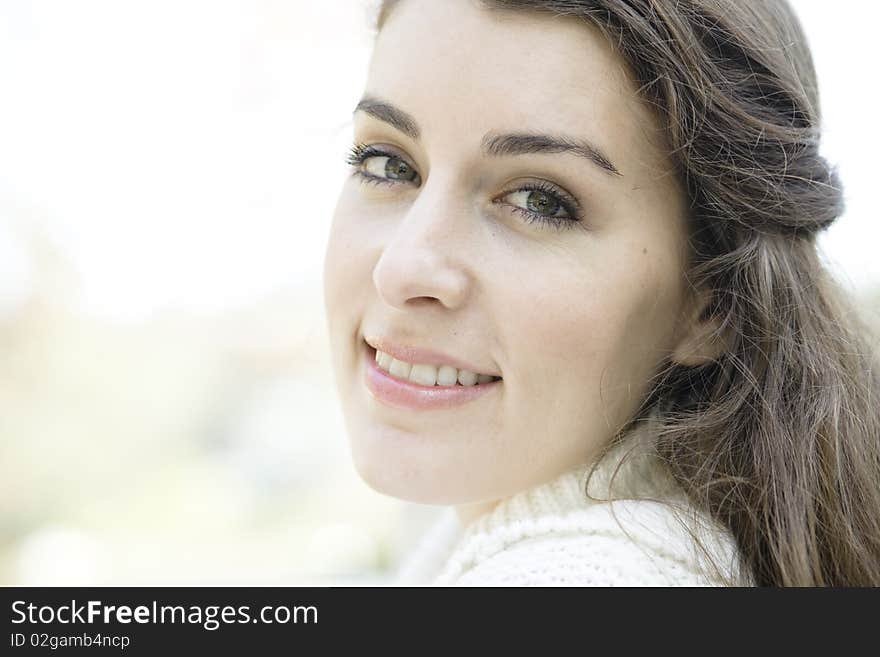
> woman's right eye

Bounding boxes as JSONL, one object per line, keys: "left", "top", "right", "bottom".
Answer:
{"left": 345, "top": 143, "right": 421, "bottom": 186}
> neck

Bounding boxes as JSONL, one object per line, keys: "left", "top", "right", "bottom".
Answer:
{"left": 454, "top": 498, "right": 501, "bottom": 529}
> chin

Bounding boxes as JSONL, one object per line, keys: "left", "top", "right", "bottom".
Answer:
{"left": 347, "top": 435, "right": 480, "bottom": 506}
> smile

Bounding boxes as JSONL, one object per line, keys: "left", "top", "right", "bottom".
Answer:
{"left": 363, "top": 342, "right": 502, "bottom": 411}
{"left": 374, "top": 348, "right": 502, "bottom": 387}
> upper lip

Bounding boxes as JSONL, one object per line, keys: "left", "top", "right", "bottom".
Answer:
{"left": 364, "top": 335, "right": 502, "bottom": 377}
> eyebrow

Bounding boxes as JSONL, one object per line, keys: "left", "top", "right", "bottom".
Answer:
{"left": 354, "top": 95, "right": 622, "bottom": 177}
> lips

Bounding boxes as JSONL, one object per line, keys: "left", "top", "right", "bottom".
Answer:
{"left": 362, "top": 341, "right": 502, "bottom": 411}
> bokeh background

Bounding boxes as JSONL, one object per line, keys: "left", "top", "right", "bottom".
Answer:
{"left": 1, "top": 0, "right": 878, "bottom": 585}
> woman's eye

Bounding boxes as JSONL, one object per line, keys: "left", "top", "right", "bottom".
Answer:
{"left": 346, "top": 143, "right": 420, "bottom": 186}
{"left": 496, "top": 184, "right": 583, "bottom": 230}
{"left": 503, "top": 189, "right": 569, "bottom": 218}
{"left": 363, "top": 155, "right": 419, "bottom": 183}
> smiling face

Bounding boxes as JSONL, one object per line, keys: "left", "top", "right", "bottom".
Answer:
{"left": 323, "top": 0, "right": 700, "bottom": 521}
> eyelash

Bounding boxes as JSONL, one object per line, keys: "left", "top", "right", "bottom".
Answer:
{"left": 344, "top": 142, "right": 585, "bottom": 231}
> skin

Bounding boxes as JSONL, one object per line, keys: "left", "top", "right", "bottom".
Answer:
{"left": 323, "top": 0, "right": 715, "bottom": 527}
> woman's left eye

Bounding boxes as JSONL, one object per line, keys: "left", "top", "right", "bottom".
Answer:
{"left": 495, "top": 183, "right": 583, "bottom": 230}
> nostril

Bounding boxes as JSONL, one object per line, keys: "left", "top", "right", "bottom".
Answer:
{"left": 406, "top": 296, "right": 443, "bottom": 310}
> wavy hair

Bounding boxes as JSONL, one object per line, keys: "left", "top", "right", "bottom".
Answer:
{"left": 375, "top": 0, "right": 880, "bottom": 586}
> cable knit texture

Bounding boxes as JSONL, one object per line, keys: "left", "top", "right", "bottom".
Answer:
{"left": 393, "top": 427, "right": 752, "bottom": 587}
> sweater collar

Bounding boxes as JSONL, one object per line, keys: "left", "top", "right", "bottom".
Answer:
{"left": 457, "top": 422, "right": 683, "bottom": 544}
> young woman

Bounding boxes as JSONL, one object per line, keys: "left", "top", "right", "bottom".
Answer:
{"left": 322, "top": 0, "right": 880, "bottom": 586}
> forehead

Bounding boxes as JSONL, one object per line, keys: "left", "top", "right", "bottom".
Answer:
{"left": 367, "top": 0, "right": 667, "bottom": 171}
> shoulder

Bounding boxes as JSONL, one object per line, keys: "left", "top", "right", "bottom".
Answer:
{"left": 439, "top": 499, "right": 743, "bottom": 587}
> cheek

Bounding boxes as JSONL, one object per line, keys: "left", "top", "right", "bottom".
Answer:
{"left": 323, "top": 188, "right": 375, "bottom": 321}
{"left": 323, "top": 187, "right": 382, "bottom": 393}
{"left": 503, "top": 247, "right": 683, "bottom": 424}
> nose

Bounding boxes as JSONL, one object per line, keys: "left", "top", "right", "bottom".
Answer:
{"left": 372, "top": 176, "right": 472, "bottom": 311}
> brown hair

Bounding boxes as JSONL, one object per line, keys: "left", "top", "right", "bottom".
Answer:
{"left": 375, "top": 0, "right": 880, "bottom": 586}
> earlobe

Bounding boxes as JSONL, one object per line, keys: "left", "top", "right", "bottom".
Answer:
{"left": 670, "top": 287, "right": 732, "bottom": 367}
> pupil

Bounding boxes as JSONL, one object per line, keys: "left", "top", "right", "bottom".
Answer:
{"left": 527, "top": 191, "right": 559, "bottom": 216}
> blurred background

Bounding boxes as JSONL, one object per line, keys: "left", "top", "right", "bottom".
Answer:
{"left": 0, "top": 0, "right": 877, "bottom": 585}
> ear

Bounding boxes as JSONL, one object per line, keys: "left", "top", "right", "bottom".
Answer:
{"left": 670, "top": 286, "right": 732, "bottom": 367}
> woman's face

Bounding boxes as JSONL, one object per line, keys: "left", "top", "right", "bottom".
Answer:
{"left": 323, "top": 0, "right": 696, "bottom": 517}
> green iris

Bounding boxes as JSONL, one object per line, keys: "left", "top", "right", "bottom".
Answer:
{"left": 526, "top": 190, "right": 561, "bottom": 216}
{"left": 385, "top": 157, "right": 417, "bottom": 182}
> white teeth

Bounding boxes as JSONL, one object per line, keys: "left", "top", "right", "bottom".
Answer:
{"left": 437, "top": 365, "right": 458, "bottom": 386}
{"left": 457, "top": 370, "right": 478, "bottom": 386}
{"left": 388, "top": 358, "right": 412, "bottom": 380}
{"left": 376, "top": 350, "right": 393, "bottom": 369}
{"left": 373, "top": 349, "right": 500, "bottom": 387}
{"left": 409, "top": 363, "right": 438, "bottom": 386}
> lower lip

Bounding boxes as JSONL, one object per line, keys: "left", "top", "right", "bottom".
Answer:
{"left": 363, "top": 343, "right": 502, "bottom": 411}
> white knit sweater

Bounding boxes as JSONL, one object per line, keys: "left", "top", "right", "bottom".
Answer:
{"left": 392, "top": 432, "right": 752, "bottom": 586}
